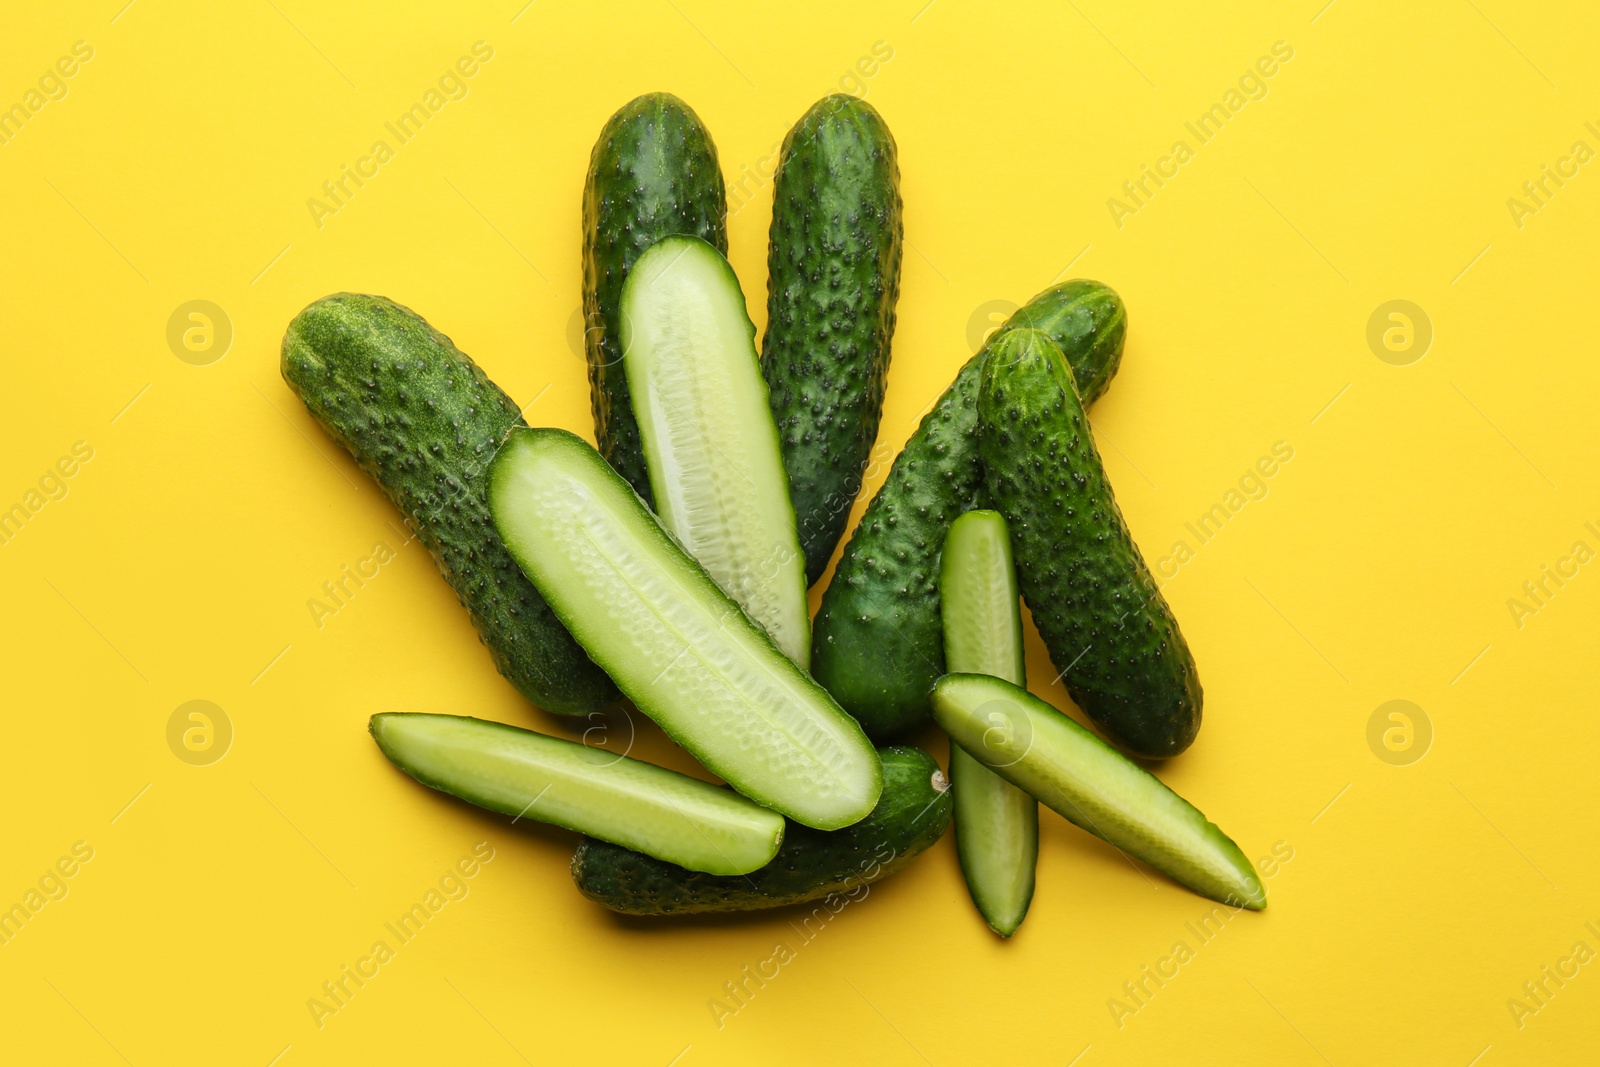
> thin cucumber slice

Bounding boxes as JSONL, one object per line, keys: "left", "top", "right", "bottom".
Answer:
{"left": 621, "top": 236, "right": 811, "bottom": 666}
{"left": 940, "top": 510, "right": 1037, "bottom": 937}
{"left": 489, "top": 427, "right": 882, "bottom": 830}
{"left": 931, "top": 674, "right": 1265, "bottom": 909}
{"left": 369, "top": 714, "right": 784, "bottom": 876}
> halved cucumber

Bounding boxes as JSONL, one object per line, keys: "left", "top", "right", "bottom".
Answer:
{"left": 939, "top": 511, "right": 1037, "bottom": 937}
{"left": 621, "top": 236, "right": 811, "bottom": 666}
{"left": 489, "top": 427, "right": 882, "bottom": 830}
{"left": 572, "top": 745, "right": 952, "bottom": 915}
{"left": 369, "top": 714, "right": 784, "bottom": 876}
{"left": 931, "top": 674, "right": 1265, "bottom": 909}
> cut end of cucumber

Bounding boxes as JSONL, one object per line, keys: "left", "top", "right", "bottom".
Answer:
{"left": 369, "top": 712, "right": 786, "bottom": 876}
{"left": 932, "top": 674, "right": 1263, "bottom": 911}
{"left": 488, "top": 427, "right": 883, "bottom": 831}
{"left": 620, "top": 235, "right": 812, "bottom": 668}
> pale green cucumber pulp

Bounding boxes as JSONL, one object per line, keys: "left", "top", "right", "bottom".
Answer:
{"left": 940, "top": 510, "right": 1038, "bottom": 937}
{"left": 369, "top": 713, "right": 784, "bottom": 876}
{"left": 932, "top": 674, "right": 1265, "bottom": 909}
{"left": 621, "top": 236, "right": 811, "bottom": 666}
{"left": 489, "top": 427, "right": 881, "bottom": 831}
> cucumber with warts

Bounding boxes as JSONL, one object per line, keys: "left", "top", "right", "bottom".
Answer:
{"left": 370, "top": 713, "right": 783, "bottom": 876}
{"left": 940, "top": 510, "right": 1036, "bottom": 937}
{"left": 281, "top": 293, "right": 617, "bottom": 717}
{"left": 571, "top": 745, "right": 950, "bottom": 914}
{"left": 488, "top": 427, "right": 881, "bottom": 830}
{"left": 932, "top": 674, "right": 1262, "bottom": 909}
{"left": 583, "top": 92, "right": 728, "bottom": 503}
{"left": 622, "top": 235, "right": 810, "bottom": 665}
{"left": 812, "top": 280, "right": 1126, "bottom": 739}
{"left": 979, "top": 328, "right": 1200, "bottom": 759}
{"left": 761, "top": 94, "right": 903, "bottom": 585}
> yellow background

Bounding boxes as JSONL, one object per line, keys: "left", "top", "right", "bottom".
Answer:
{"left": 3, "top": 1, "right": 1597, "bottom": 1063}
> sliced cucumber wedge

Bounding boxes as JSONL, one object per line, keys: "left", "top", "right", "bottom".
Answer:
{"left": 621, "top": 236, "right": 811, "bottom": 666}
{"left": 931, "top": 674, "right": 1265, "bottom": 909}
{"left": 489, "top": 427, "right": 882, "bottom": 830}
{"left": 939, "top": 510, "right": 1038, "bottom": 937}
{"left": 369, "top": 713, "right": 784, "bottom": 876}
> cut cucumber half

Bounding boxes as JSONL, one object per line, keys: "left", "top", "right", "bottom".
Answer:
{"left": 939, "top": 510, "right": 1038, "bottom": 937}
{"left": 931, "top": 674, "right": 1265, "bottom": 909}
{"left": 621, "top": 236, "right": 811, "bottom": 666}
{"left": 369, "top": 713, "right": 784, "bottom": 876}
{"left": 489, "top": 427, "right": 882, "bottom": 830}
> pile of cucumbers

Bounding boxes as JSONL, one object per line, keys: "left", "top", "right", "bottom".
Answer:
{"left": 282, "top": 92, "right": 1265, "bottom": 934}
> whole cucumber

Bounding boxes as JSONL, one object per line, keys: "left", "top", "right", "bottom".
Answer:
{"left": 762, "top": 94, "right": 903, "bottom": 585}
{"left": 811, "top": 280, "right": 1126, "bottom": 740}
{"left": 571, "top": 746, "right": 951, "bottom": 914}
{"left": 582, "top": 92, "right": 727, "bottom": 504}
{"left": 282, "top": 293, "right": 618, "bottom": 717}
{"left": 979, "top": 329, "right": 1200, "bottom": 758}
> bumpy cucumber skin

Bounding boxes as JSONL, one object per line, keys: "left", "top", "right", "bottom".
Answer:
{"left": 762, "top": 95, "right": 903, "bottom": 585}
{"left": 979, "top": 330, "right": 1200, "bottom": 759}
{"left": 281, "top": 294, "right": 617, "bottom": 717}
{"left": 571, "top": 746, "right": 950, "bottom": 915}
{"left": 811, "top": 281, "right": 1126, "bottom": 740}
{"left": 583, "top": 93, "right": 728, "bottom": 504}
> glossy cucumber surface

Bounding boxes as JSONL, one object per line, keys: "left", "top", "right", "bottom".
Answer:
{"left": 489, "top": 427, "right": 881, "bottom": 830}
{"left": 371, "top": 713, "right": 783, "bottom": 876}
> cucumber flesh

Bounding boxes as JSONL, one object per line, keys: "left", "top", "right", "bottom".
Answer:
{"left": 939, "top": 510, "right": 1037, "bottom": 937}
{"left": 622, "top": 236, "right": 811, "bottom": 666}
{"left": 583, "top": 92, "right": 727, "bottom": 504}
{"left": 931, "top": 674, "right": 1265, "bottom": 909}
{"left": 572, "top": 745, "right": 951, "bottom": 915}
{"left": 370, "top": 714, "right": 784, "bottom": 876}
{"left": 489, "top": 427, "right": 882, "bottom": 830}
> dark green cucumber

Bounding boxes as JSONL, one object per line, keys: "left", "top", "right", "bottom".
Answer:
{"left": 281, "top": 294, "right": 617, "bottom": 717}
{"left": 940, "top": 510, "right": 1037, "bottom": 938}
{"left": 761, "top": 94, "right": 903, "bottom": 585}
{"left": 812, "top": 280, "right": 1126, "bottom": 740}
{"left": 489, "top": 428, "right": 881, "bottom": 830}
{"left": 370, "top": 714, "right": 783, "bottom": 876}
{"left": 933, "top": 675, "right": 1260, "bottom": 908}
{"left": 571, "top": 746, "right": 950, "bottom": 914}
{"left": 979, "top": 329, "right": 1200, "bottom": 758}
{"left": 583, "top": 93, "right": 728, "bottom": 504}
